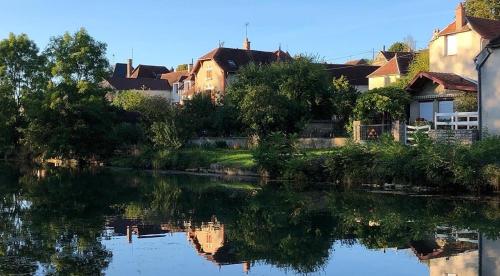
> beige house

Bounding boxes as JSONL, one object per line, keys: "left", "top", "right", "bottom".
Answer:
{"left": 367, "top": 52, "right": 415, "bottom": 90}
{"left": 191, "top": 38, "right": 291, "bottom": 100}
{"left": 429, "top": 3, "right": 500, "bottom": 81}
{"left": 372, "top": 51, "right": 410, "bottom": 66}
{"left": 405, "top": 3, "right": 500, "bottom": 125}
{"left": 476, "top": 35, "right": 500, "bottom": 136}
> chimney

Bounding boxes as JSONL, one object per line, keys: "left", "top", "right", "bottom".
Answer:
{"left": 243, "top": 37, "right": 251, "bottom": 50}
{"left": 127, "top": 59, "right": 133, "bottom": 78}
{"left": 456, "top": 2, "right": 466, "bottom": 30}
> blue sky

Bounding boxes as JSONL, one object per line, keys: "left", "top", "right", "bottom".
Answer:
{"left": 0, "top": 0, "right": 460, "bottom": 67}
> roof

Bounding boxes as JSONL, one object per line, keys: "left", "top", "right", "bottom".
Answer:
{"left": 130, "top": 65, "right": 170, "bottom": 79}
{"left": 193, "top": 47, "right": 292, "bottom": 73}
{"left": 103, "top": 77, "right": 171, "bottom": 91}
{"left": 112, "top": 63, "right": 128, "bottom": 78}
{"left": 324, "top": 64, "right": 380, "bottom": 86}
{"left": 368, "top": 53, "right": 416, "bottom": 77}
{"left": 345, "top": 59, "right": 369, "bottom": 65}
{"left": 161, "top": 71, "right": 191, "bottom": 86}
{"left": 406, "top": 72, "right": 477, "bottom": 92}
{"left": 486, "top": 34, "right": 500, "bottom": 48}
{"left": 438, "top": 16, "right": 500, "bottom": 40}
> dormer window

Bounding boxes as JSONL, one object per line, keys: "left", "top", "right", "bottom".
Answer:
{"left": 445, "top": 35, "right": 457, "bottom": 56}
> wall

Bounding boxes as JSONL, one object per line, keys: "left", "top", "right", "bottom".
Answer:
{"left": 480, "top": 48, "right": 500, "bottom": 135}
{"left": 194, "top": 60, "right": 225, "bottom": 94}
{"left": 368, "top": 75, "right": 399, "bottom": 90}
{"left": 429, "top": 250, "right": 478, "bottom": 276}
{"left": 429, "top": 30, "right": 484, "bottom": 81}
{"left": 428, "top": 129, "right": 479, "bottom": 144}
{"left": 481, "top": 236, "right": 500, "bottom": 276}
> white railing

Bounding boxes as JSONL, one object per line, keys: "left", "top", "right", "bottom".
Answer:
{"left": 434, "top": 112, "right": 478, "bottom": 130}
{"left": 406, "top": 125, "right": 431, "bottom": 145}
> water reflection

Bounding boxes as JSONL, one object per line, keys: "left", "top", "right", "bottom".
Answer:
{"left": 0, "top": 163, "right": 499, "bottom": 275}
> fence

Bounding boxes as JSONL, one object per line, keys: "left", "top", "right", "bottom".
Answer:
{"left": 405, "top": 125, "right": 431, "bottom": 145}
{"left": 358, "top": 124, "right": 392, "bottom": 141}
{"left": 434, "top": 112, "right": 478, "bottom": 130}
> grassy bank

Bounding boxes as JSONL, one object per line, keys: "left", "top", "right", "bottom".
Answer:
{"left": 109, "top": 148, "right": 256, "bottom": 171}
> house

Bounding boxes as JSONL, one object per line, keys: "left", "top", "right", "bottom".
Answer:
{"left": 372, "top": 51, "right": 412, "bottom": 66}
{"left": 345, "top": 59, "right": 369, "bottom": 65}
{"left": 476, "top": 35, "right": 500, "bottom": 136}
{"left": 429, "top": 3, "right": 500, "bottom": 81}
{"left": 103, "top": 59, "right": 183, "bottom": 103}
{"left": 191, "top": 37, "right": 292, "bottom": 99}
{"left": 405, "top": 3, "right": 500, "bottom": 125}
{"left": 161, "top": 70, "right": 194, "bottom": 104}
{"left": 324, "top": 64, "right": 380, "bottom": 92}
{"left": 367, "top": 52, "right": 416, "bottom": 90}
{"left": 406, "top": 72, "right": 477, "bottom": 122}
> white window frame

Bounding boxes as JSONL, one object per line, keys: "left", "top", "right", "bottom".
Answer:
{"left": 445, "top": 35, "right": 457, "bottom": 56}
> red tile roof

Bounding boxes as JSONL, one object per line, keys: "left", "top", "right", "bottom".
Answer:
{"left": 160, "top": 71, "right": 191, "bottom": 86}
{"left": 438, "top": 16, "right": 500, "bottom": 40}
{"left": 325, "top": 64, "right": 380, "bottom": 86}
{"left": 368, "top": 53, "right": 416, "bottom": 77}
{"left": 406, "top": 72, "right": 477, "bottom": 93}
{"left": 193, "top": 47, "right": 292, "bottom": 73}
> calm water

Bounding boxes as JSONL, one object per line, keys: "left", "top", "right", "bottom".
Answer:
{"left": 0, "top": 164, "right": 499, "bottom": 276}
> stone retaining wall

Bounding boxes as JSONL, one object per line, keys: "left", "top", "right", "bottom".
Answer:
{"left": 188, "top": 137, "right": 347, "bottom": 149}
{"left": 428, "top": 129, "right": 479, "bottom": 144}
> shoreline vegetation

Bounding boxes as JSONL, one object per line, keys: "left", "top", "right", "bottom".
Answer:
{"left": 0, "top": 30, "right": 498, "bottom": 195}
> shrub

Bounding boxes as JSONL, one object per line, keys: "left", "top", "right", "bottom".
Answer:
{"left": 253, "top": 132, "right": 298, "bottom": 178}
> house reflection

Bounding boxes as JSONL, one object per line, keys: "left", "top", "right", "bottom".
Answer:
{"left": 105, "top": 216, "right": 251, "bottom": 273}
{"left": 408, "top": 227, "right": 500, "bottom": 276}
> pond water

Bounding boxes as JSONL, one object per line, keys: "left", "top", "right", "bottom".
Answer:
{"left": 0, "top": 164, "right": 499, "bottom": 276}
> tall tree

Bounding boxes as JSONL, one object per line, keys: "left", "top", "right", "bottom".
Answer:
{"left": 0, "top": 84, "right": 17, "bottom": 156}
{"left": 331, "top": 76, "right": 360, "bottom": 130}
{"left": 388, "top": 42, "right": 411, "bottom": 52}
{"left": 0, "top": 33, "right": 47, "bottom": 106}
{"left": 23, "top": 29, "right": 115, "bottom": 161}
{"left": 465, "top": 0, "right": 500, "bottom": 20}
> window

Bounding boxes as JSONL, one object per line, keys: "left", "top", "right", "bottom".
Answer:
{"left": 419, "top": 102, "right": 434, "bottom": 122}
{"left": 206, "top": 66, "right": 213, "bottom": 80}
{"left": 438, "top": 100, "right": 454, "bottom": 113}
{"left": 173, "top": 83, "right": 179, "bottom": 94}
{"left": 446, "top": 35, "right": 457, "bottom": 56}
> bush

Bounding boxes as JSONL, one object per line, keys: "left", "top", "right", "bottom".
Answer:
{"left": 253, "top": 132, "right": 298, "bottom": 178}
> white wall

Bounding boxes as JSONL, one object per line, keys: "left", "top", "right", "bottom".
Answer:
{"left": 480, "top": 48, "right": 500, "bottom": 135}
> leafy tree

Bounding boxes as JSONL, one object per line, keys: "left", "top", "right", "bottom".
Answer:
{"left": 44, "top": 28, "right": 110, "bottom": 84}
{"left": 227, "top": 57, "right": 331, "bottom": 137}
{"left": 23, "top": 29, "right": 116, "bottom": 161}
{"left": 388, "top": 42, "right": 411, "bottom": 52}
{"left": 176, "top": 64, "right": 189, "bottom": 71}
{"left": 395, "top": 50, "right": 429, "bottom": 88}
{"left": 465, "top": 0, "right": 500, "bottom": 20}
{"left": 331, "top": 76, "right": 360, "bottom": 131}
{"left": 0, "top": 84, "right": 17, "bottom": 157}
{"left": 253, "top": 132, "right": 298, "bottom": 178}
{"left": 0, "top": 33, "right": 47, "bottom": 106}
{"left": 353, "top": 87, "right": 411, "bottom": 124}
{"left": 455, "top": 93, "right": 478, "bottom": 112}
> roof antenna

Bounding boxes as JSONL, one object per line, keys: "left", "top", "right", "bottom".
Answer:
{"left": 131, "top": 48, "right": 134, "bottom": 60}
{"left": 245, "top": 22, "right": 249, "bottom": 39}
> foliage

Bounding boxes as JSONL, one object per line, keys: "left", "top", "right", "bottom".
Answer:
{"left": 331, "top": 76, "right": 360, "bottom": 132}
{"left": 22, "top": 29, "right": 116, "bottom": 161}
{"left": 353, "top": 87, "right": 411, "bottom": 124}
{"left": 455, "top": 93, "right": 478, "bottom": 112}
{"left": 465, "top": 0, "right": 500, "bottom": 20}
{"left": 150, "top": 121, "right": 182, "bottom": 150}
{"left": 253, "top": 132, "right": 298, "bottom": 178}
{"left": 0, "top": 84, "right": 17, "bottom": 156}
{"left": 0, "top": 33, "right": 47, "bottom": 106}
{"left": 176, "top": 64, "right": 188, "bottom": 71}
{"left": 395, "top": 50, "right": 429, "bottom": 88}
{"left": 44, "top": 28, "right": 110, "bottom": 84}
{"left": 226, "top": 57, "right": 332, "bottom": 136}
{"left": 388, "top": 42, "right": 411, "bottom": 52}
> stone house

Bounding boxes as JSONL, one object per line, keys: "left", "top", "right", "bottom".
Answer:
{"left": 476, "top": 35, "right": 500, "bottom": 136}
